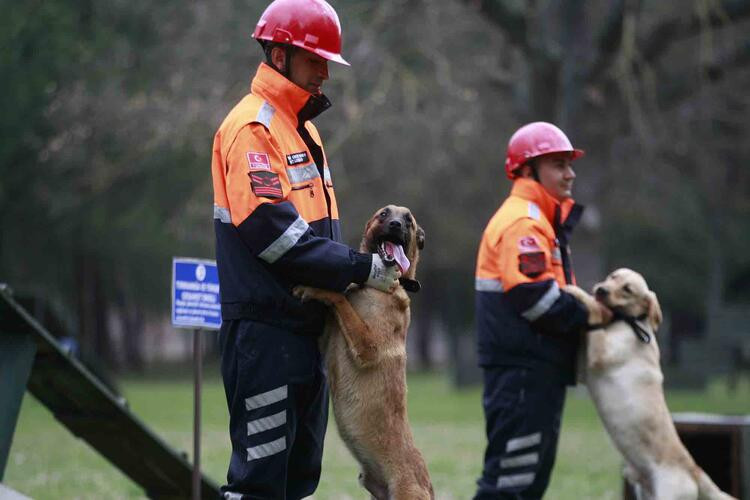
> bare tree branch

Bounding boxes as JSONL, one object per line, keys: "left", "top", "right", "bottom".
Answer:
{"left": 584, "top": 0, "right": 627, "bottom": 84}
{"left": 640, "top": 0, "right": 750, "bottom": 66}
{"left": 661, "top": 39, "right": 750, "bottom": 108}
{"left": 459, "top": 0, "right": 527, "bottom": 49}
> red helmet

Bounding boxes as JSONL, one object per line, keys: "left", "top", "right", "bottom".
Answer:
{"left": 505, "top": 122, "right": 584, "bottom": 179}
{"left": 253, "top": 0, "right": 349, "bottom": 66}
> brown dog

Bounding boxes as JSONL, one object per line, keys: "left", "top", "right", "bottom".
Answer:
{"left": 566, "top": 269, "right": 735, "bottom": 500}
{"left": 294, "top": 205, "right": 434, "bottom": 500}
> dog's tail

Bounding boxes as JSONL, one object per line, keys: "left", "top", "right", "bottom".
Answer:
{"left": 696, "top": 468, "right": 736, "bottom": 500}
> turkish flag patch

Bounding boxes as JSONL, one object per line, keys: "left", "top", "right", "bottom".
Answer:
{"left": 518, "top": 235, "right": 541, "bottom": 252}
{"left": 519, "top": 251, "right": 546, "bottom": 278}
{"left": 249, "top": 171, "right": 283, "bottom": 199}
{"left": 246, "top": 151, "right": 271, "bottom": 171}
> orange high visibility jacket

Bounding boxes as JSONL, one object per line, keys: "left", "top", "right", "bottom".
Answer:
{"left": 212, "top": 63, "right": 371, "bottom": 332}
{"left": 475, "top": 178, "right": 588, "bottom": 380}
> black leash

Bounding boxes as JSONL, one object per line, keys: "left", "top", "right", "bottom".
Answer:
{"left": 621, "top": 313, "right": 651, "bottom": 343}
{"left": 588, "top": 312, "right": 651, "bottom": 343}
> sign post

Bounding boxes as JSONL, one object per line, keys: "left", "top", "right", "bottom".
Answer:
{"left": 171, "top": 258, "right": 220, "bottom": 500}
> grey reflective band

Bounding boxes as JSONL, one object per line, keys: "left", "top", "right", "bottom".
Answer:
{"left": 497, "top": 472, "right": 535, "bottom": 489}
{"left": 506, "top": 431, "right": 541, "bottom": 452}
{"left": 286, "top": 163, "right": 320, "bottom": 184}
{"left": 247, "top": 410, "right": 287, "bottom": 436}
{"left": 521, "top": 282, "right": 560, "bottom": 321}
{"left": 223, "top": 493, "right": 244, "bottom": 500}
{"left": 551, "top": 247, "right": 562, "bottom": 261}
{"left": 257, "top": 216, "right": 309, "bottom": 264}
{"left": 255, "top": 101, "right": 276, "bottom": 129}
{"left": 245, "top": 384, "right": 288, "bottom": 410}
{"left": 213, "top": 204, "right": 231, "bottom": 224}
{"left": 500, "top": 452, "right": 539, "bottom": 468}
{"left": 323, "top": 165, "right": 332, "bottom": 185}
{"left": 247, "top": 436, "right": 286, "bottom": 461}
{"left": 528, "top": 202, "right": 541, "bottom": 220}
{"left": 475, "top": 278, "right": 504, "bottom": 292}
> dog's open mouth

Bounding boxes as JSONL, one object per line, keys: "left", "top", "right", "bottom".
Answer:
{"left": 378, "top": 237, "right": 410, "bottom": 273}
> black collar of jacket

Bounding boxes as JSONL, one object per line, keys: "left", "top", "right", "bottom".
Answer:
{"left": 554, "top": 203, "right": 585, "bottom": 238}
{"left": 297, "top": 92, "right": 332, "bottom": 125}
{"left": 399, "top": 277, "right": 421, "bottom": 293}
{"left": 589, "top": 311, "right": 651, "bottom": 343}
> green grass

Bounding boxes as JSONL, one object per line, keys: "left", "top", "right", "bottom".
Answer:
{"left": 4, "top": 369, "right": 748, "bottom": 499}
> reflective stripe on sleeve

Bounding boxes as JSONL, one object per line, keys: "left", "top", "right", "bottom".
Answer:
{"left": 214, "top": 204, "right": 231, "bottom": 223}
{"left": 323, "top": 165, "right": 332, "bottom": 185}
{"left": 247, "top": 436, "right": 286, "bottom": 461}
{"left": 475, "top": 278, "right": 504, "bottom": 292}
{"left": 521, "top": 282, "right": 560, "bottom": 321}
{"left": 257, "top": 216, "right": 309, "bottom": 263}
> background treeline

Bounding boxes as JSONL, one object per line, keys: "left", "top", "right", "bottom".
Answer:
{"left": 2, "top": 0, "right": 749, "bottom": 375}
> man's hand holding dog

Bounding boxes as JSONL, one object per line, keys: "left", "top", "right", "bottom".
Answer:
{"left": 564, "top": 284, "right": 613, "bottom": 327}
{"left": 366, "top": 253, "right": 401, "bottom": 293}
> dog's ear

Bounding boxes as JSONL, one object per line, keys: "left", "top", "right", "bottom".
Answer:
{"left": 646, "top": 291, "right": 662, "bottom": 331}
{"left": 416, "top": 226, "right": 425, "bottom": 250}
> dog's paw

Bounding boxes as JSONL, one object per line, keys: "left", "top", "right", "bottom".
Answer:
{"left": 292, "top": 285, "right": 314, "bottom": 302}
{"left": 292, "top": 285, "right": 337, "bottom": 305}
{"left": 564, "top": 285, "right": 605, "bottom": 326}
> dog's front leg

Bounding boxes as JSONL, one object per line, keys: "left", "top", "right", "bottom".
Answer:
{"left": 293, "top": 286, "right": 383, "bottom": 367}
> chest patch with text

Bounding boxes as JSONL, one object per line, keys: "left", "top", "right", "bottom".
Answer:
{"left": 286, "top": 151, "right": 309, "bottom": 166}
{"left": 249, "top": 171, "right": 282, "bottom": 199}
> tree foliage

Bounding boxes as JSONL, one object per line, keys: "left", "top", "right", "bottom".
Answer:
{"left": 2, "top": 0, "right": 749, "bottom": 367}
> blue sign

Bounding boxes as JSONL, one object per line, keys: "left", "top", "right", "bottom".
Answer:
{"left": 171, "top": 257, "right": 221, "bottom": 330}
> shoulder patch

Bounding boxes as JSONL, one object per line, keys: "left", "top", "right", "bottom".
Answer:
{"left": 249, "top": 171, "right": 282, "bottom": 199}
{"left": 518, "top": 235, "right": 541, "bottom": 252}
{"left": 246, "top": 152, "right": 271, "bottom": 171}
{"left": 519, "top": 251, "right": 546, "bottom": 278}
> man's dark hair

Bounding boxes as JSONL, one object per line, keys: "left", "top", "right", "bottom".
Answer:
{"left": 521, "top": 158, "right": 541, "bottom": 182}
{"left": 260, "top": 40, "right": 295, "bottom": 76}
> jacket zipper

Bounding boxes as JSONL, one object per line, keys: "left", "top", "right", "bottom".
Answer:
{"left": 291, "top": 182, "right": 315, "bottom": 197}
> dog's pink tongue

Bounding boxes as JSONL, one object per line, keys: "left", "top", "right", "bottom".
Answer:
{"left": 384, "top": 241, "right": 410, "bottom": 273}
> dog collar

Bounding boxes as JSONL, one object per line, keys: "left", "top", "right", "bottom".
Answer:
{"left": 399, "top": 277, "right": 421, "bottom": 293}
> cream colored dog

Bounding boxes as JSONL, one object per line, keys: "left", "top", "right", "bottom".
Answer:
{"left": 294, "top": 205, "right": 433, "bottom": 500}
{"left": 566, "top": 269, "right": 735, "bottom": 500}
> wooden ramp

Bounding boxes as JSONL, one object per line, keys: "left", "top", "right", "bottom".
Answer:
{"left": 0, "top": 286, "right": 220, "bottom": 499}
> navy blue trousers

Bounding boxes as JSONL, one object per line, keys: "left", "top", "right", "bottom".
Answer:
{"left": 218, "top": 319, "right": 328, "bottom": 500}
{"left": 474, "top": 365, "right": 567, "bottom": 499}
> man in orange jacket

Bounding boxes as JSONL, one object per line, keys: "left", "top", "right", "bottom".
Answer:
{"left": 211, "top": 1, "right": 400, "bottom": 498}
{"left": 473, "top": 122, "right": 611, "bottom": 498}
